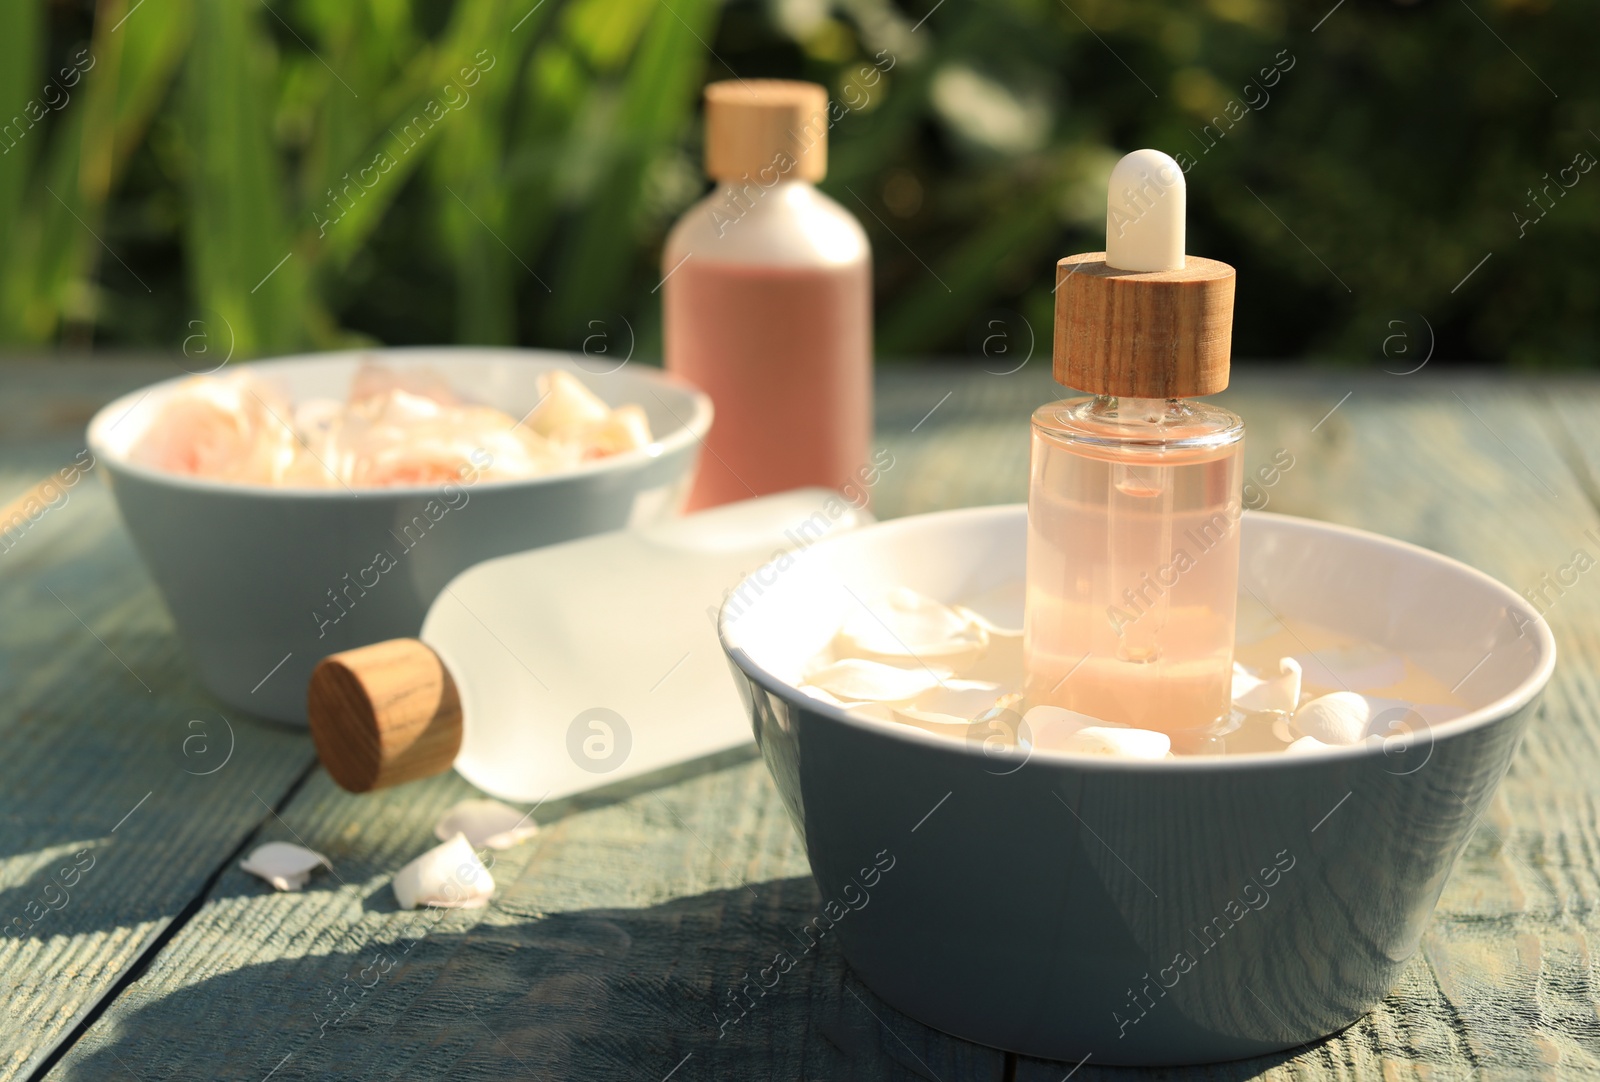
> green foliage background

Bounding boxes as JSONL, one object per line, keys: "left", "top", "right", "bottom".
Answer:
{"left": 2, "top": 0, "right": 1595, "bottom": 366}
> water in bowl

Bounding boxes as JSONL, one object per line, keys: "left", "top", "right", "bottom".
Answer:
{"left": 797, "top": 584, "right": 1468, "bottom": 758}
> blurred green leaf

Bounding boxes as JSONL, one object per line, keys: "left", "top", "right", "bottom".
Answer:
{"left": 0, "top": 0, "right": 1594, "bottom": 365}
{"left": 184, "top": 0, "right": 304, "bottom": 353}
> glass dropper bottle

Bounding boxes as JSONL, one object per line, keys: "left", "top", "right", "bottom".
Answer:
{"left": 1023, "top": 149, "right": 1244, "bottom": 745}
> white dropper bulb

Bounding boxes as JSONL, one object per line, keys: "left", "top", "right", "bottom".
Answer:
{"left": 1105, "top": 149, "right": 1186, "bottom": 272}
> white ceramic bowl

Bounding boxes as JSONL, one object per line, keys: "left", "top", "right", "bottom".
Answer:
{"left": 89, "top": 347, "right": 711, "bottom": 723}
{"left": 719, "top": 505, "right": 1554, "bottom": 1065}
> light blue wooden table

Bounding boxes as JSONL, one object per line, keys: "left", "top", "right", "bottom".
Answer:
{"left": 1, "top": 358, "right": 1596, "bottom": 1080}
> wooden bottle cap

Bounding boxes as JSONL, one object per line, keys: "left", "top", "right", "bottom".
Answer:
{"left": 307, "top": 638, "right": 463, "bottom": 794}
{"left": 1053, "top": 252, "right": 1236, "bottom": 398}
{"left": 704, "top": 79, "right": 829, "bottom": 182}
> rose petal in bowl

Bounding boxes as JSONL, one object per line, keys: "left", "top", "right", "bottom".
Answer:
{"left": 1291, "top": 692, "right": 1373, "bottom": 746}
{"left": 1232, "top": 657, "right": 1303, "bottom": 715}
{"left": 837, "top": 587, "right": 987, "bottom": 660}
{"left": 803, "top": 658, "right": 951, "bottom": 703}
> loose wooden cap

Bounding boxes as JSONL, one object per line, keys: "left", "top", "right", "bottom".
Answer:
{"left": 704, "top": 79, "right": 829, "bottom": 182}
{"left": 1053, "top": 252, "right": 1236, "bottom": 398}
{"left": 308, "top": 638, "right": 463, "bottom": 793}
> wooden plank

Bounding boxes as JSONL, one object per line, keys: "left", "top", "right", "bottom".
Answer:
{"left": 24, "top": 365, "right": 1600, "bottom": 1080}
{"left": 0, "top": 361, "right": 315, "bottom": 1080}
{"left": 50, "top": 755, "right": 1005, "bottom": 1081}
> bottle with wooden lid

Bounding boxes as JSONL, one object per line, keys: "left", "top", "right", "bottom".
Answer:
{"left": 1023, "top": 149, "right": 1244, "bottom": 745}
{"left": 663, "top": 79, "right": 872, "bottom": 510}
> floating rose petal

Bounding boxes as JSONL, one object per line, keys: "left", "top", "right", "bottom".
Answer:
{"left": 799, "top": 685, "right": 848, "bottom": 707}
{"left": 892, "top": 681, "right": 1006, "bottom": 730}
{"left": 953, "top": 578, "right": 1024, "bottom": 635}
{"left": 1291, "top": 692, "right": 1372, "bottom": 746}
{"left": 1023, "top": 704, "right": 1105, "bottom": 747}
{"left": 434, "top": 799, "right": 539, "bottom": 851}
{"left": 1057, "top": 726, "right": 1171, "bottom": 759}
{"left": 837, "top": 588, "right": 987, "bottom": 661}
{"left": 1231, "top": 657, "right": 1302, "bottom": 715}
{"left": 803, "top": 657, "right": 950, "bottom": 703}
{"left": 955, "top": 604, "right": 1022, "bottom": 640}
{"left": 908, "top": 680, "right": 1006, "bottom": 719}
{"left": 240, "top": 842, "right": 331, "bottom": 892}
{"left": 843, "top": 702, "right": 898, "bottom": 725}
{"left": 393, "top": 833, "right": 495, "bottom": 911}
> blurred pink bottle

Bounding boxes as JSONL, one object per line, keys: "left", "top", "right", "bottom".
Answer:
{"left": 663, "top": 80, "right": 872, "bottom": 510}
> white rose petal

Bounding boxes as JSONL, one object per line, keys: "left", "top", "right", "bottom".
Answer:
{"left": 837, "top": 588, "right": 987, "bottom": 660}
{"left": 910, "top": 681, "right": 1005, "bottom": 718}
{"left": 954, "top": 604, "right": 1022, "bottom": 640}
{"left": 1058, "top": 726, "right": 1171, "bottom": 759}
{"left": 803, "top": 657, "right": 950, "bottom": 703}
{"left": 799, "top": 685, "right": 847, "bottom": 707}
{"left": 240, "top": 842, "right": 331, "bottom": 893}
{"left": 892, "top": 681, "right": 1006, "bottom": 729}
{"left": 1231, "top": 657, "right": 1303, "bottom": 715}
{"left": 1286, "top": 735, "right": 1335, "bottom": 755}
{"left": 525, "top": 369, "right": 611, "bottom": 439}
{"left": 1022, "top": 704, "right": 1105, "bottom": 743}
{"left": 844, "top": 702, "right": 897, "bottom": 725}
{"left": 1291, "top": 692, "right": 1372, "bottom": 746}
{"left": 892, "top": 706, "right": 977, "bottom": 730}
{"left": 393, "top": 833, "right": 495, "bottom": 911}
{"left": 434, "top": 799, "right": 539, "bottom": 851}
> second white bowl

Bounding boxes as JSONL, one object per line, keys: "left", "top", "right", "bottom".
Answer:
{"left": 89, "top": 347, "right": 711, "bottom": 723}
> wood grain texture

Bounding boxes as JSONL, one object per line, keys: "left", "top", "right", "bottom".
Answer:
{"left": 0, "top": 362, "right": 315, "bottom": 1081}
{"left": 5, "top": 361, "right": 1599, "bottom": 1082}
{"left": 308, "top": 638, "right": 463, "bottom": 794}
{"left": 703, "top": 79, "right": 829, "bottom": 182}
{"left": 1054, "top": 253, "right": 1235, "bottom": 397}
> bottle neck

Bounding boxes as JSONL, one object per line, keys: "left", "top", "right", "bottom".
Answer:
{"left": 712, "top": 175, "right": 814, "bottom": 194}
{"left": 1090, "top": 395, "right": 1183, "bottom": 427}
{"left": 1033, "top": 394, "right": 1244, "bottom": 452}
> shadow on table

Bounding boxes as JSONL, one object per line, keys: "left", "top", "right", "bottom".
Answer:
{"left": 58, "top": 876, "right": 1318, "bottom": 1082}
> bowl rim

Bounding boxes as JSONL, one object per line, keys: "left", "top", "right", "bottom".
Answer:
{"left": 85, "top": 345, "right": 714, "bottom": 499}
{"left": 718, "top": 503, "right": 1558, "bottom": 773}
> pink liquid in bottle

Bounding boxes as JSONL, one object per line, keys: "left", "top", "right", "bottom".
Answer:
{"left": 1024, "top": 396, "right": 1244, "bottom": 738}
{"left": 663, "top": 80, "right": 873, "bottom": 510}
{"left": 665, "top": 257, "right": 871, "bottom": 508}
